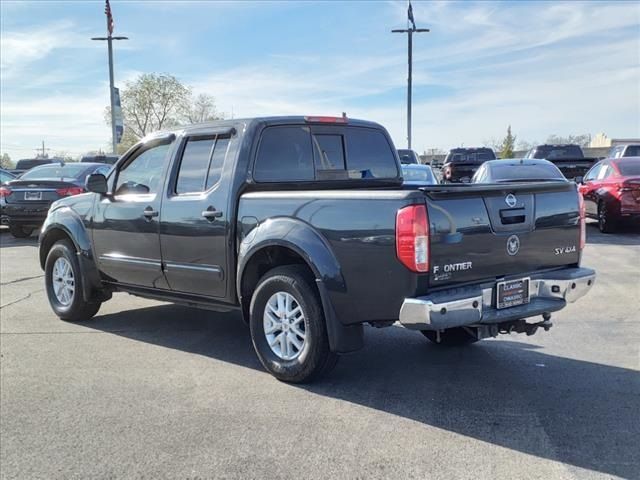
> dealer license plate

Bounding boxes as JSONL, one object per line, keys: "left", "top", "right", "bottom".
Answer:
{"left": 24, "top": 191, "right": 42, "bottom": 201}
{"left": 496, "top": 277, "right": 530, "bottom": 309}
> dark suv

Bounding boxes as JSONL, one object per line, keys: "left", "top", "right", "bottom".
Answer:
{"left": 441, "top": 148, "right": 496, "bottom": 183}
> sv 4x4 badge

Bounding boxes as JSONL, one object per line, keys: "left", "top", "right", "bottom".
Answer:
{"left": 555, "top": 245, "right": 577, "bottom": 255}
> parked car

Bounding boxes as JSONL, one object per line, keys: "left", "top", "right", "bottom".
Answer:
{"left": 80, "top": 154, "right": 119, "bottom": 165}
{"left": 0, "top": 168, "right": 16, "bottom": 184}
{"left": 524, "top": 144, "right": 598, "bottom": 180}
{"left": 578, "top": 157, "right": 640, "bottom": 233}
{"left": 441, "top": 147, "right": 496, "bottom": 183}
{"left": 608, "top": 144, "right": 640, "bottom": 159}
{"left": 0, "top": 169, "right": 17, "bottom": 226}
{"left": 38, "top": 116, "right": 595, "bottom": 383}
{"left": 10, "top": 158, "right": 56, "bottom": 177}
{"left": 0, "top": 162, "right": 111, "bottom": 238}
{"left": 401, "top": 163, "right": 437, "bottom": 187}
{"left": 397, "top": 149, "right": 420, "bottom": 164}
{"left": 471, "top": 159, "right": 566, "bottom": 183}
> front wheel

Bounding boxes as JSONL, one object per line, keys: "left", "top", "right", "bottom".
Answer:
{"left": 9, "top": 225, "right": 34, "bottom": 238}
{"left": 45, "top": 240, "right": 101, "bottom": 322}
{"left": 249, "top": 265, "right": 338, "bottom": 383}
{"left": 421, "top": 327, "right": 480, "bottom": 346}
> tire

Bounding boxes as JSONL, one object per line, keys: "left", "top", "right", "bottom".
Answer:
{"left": 421, "top": 327, "right": 480, "bottom": 347}
{"left": 249, "top": 265, "right": 338, "bottom": 383}
{"left": 598, "top": 200, "right": 617, "bottom": 233}
{"left": 9, "top": 225, "right": 34, "bottom": 238}
{"left": 44, "top": 240, "right": 101, "bottom": 322}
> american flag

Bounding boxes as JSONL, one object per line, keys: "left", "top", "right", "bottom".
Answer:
{"left": 105, "top": 0, "right": 114, "bottom": 35}
{"left": 407, "top": 1, "right": 416, "bottom": 31}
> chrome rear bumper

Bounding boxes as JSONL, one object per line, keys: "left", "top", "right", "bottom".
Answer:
{"left": 399, "top": 267, "right": 596, "bottom": 330}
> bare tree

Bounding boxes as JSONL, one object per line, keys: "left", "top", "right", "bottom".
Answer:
{"left": 183, "top": 93, "right": 222, "bottom": 124}
{"left": 546, "top": 134, "right": 591, "bottom": 147}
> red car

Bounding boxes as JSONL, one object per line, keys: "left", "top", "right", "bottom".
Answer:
{"left": 578, "top": 157, "right": 640, "bottom": 233}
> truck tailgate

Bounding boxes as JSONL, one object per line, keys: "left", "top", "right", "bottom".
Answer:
{"left": 423, "top": 182, "right": 581, "bottom": 288}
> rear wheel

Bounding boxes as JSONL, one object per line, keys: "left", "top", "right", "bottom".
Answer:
{"left": 45, "top": 240, "right": 101, "bottom": 322}
{"left": 9, "top": 225, "right": 34, "bottom": 238}
{"left": 598, "top": 200, "right": 617, "bottom": 233}
{"left": 249, "top": 265, "right": 338, "bottom": 383}
{"left": 421, "top": 327, "right": 480, "bottom": 347}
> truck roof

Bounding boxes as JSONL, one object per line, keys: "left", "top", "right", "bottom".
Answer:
{"left": 154, "top": 116, "right": 386, "bottom": 138}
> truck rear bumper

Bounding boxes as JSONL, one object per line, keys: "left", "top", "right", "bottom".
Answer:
{"left": 399, "top": 267, "right": 595, "bottom": 330}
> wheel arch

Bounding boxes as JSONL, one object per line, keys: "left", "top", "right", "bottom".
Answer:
{"left": 39, "top": 207, "right": 104, "bottom": 301}
{"left": 237, "top": 218, "right": 363, "bottom": 353}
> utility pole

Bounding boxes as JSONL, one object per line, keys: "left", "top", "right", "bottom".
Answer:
{"left": 92, "top": 1, "right": 127, "bottom": 154}
{"left": 392, "top": 5, "right": 429, "bottom": 150}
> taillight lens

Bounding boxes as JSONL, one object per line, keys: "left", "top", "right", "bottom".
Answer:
{"left": 56, "top": 187, "right": 84, "bottom": 196}
{"left": 0, "top": 186, "right": 11, "bottom": 198}
{"left": 578, "top": 192, "right": 586, "bottom": 251}
{"left": 396, "top": 204, "right": 430, "bottom": 272}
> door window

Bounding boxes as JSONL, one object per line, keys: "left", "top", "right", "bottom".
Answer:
{"left": 596, "top": 165, "right": 612, "bottom": 180}
{"left": 206, "top": 137, "right": 230, "bottom": 189}
{"left": 115, "top": 144, "right": 170, "bottom": 195}
{"left": 176, "top": 137, "right": 215, "bottom": 194}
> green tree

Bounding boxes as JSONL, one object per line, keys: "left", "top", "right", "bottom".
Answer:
{"left": 0, "top": 153, "right": 12, "bottom": 169}
{"left": 500, "top": 125, "right": 516, "bottom": 159}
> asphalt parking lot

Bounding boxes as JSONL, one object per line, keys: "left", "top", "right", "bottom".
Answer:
{"left": 0, "top": 224, "right": 638, "bottom": 480}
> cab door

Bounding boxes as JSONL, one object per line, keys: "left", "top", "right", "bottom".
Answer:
{"left": 159, "top": 131, "right": 233, "bottom": 298}
{"left": 92, "top": 137, "right": 175, "bottom": 288}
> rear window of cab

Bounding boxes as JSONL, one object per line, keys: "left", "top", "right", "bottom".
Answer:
{"left": 253, "top": 126, "right": 399, "bottom": 182}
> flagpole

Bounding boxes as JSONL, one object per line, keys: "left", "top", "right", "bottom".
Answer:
{"left": 107, "top": 36, "right": 117, "bottom": 154}
{"left": 392, "top": 2, "right": 429, "bottom": 150}
{"left": 92, "top": 0, "right": 127, "bottom": 154}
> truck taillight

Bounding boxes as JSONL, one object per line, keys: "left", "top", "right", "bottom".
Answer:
{"left": 396, "top": 204, "right": 429, "bottom": 272}
{"left": 56, "top": 187, "right": 84, "bottom": 197}
{"left": 0, "top": 187, "right": 11, "bottom": 198}
{"left": 578, "top": 193, "right": 586, "bottom": 251}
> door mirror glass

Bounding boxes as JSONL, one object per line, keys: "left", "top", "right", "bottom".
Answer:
{"left": 85, "top": 173, "right": 108, "bottom": 194}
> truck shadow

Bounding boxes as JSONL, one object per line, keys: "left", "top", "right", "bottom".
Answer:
{"left": 88, "top": 304, "right": 639, "bottom": 479}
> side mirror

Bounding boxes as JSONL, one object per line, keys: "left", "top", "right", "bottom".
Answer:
{"left": 85, "top": 173, "right": 108, "bottom": 194}
{"left": 574, "top": 176, "right": 584, "bottom": 185}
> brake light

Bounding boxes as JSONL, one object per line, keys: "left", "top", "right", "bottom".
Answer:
{"left": 396, "top": 204, "right": 430, "bottom": 272}
{"left": 304, "top": 115, "right": 348, "bottom": 124}
{"left": 578, "top": 192, "right": 586, "bottom": 251}
{"left": 56, "top": 187, "right": 84, "bottom": 197}
{"left": 0, "top": 186, "right": 11, "bottom": 198}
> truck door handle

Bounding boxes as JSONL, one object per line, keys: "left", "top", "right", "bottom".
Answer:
{"left": 202, "top": 206, "right": 223, "bottom": 220}
{"left": 143, "top": 206, "right": 159, "bottom": 219}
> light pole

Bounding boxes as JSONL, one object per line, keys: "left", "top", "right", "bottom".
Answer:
{"left": 91, "top": 35, "right": 127, "bottom": 154}
{"left": 392, "top": 26, "right": 429, "bottom": 150}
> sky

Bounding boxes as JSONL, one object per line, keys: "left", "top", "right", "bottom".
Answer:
{"left": 1, "top": 0, "right": 639, "bottom": 160}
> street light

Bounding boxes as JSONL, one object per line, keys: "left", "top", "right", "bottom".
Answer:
{"left": 392, "top": 26, "right": 429, "bottom": 150}
{"left": 91, "top": 35, "right": 128, "bottom": 154}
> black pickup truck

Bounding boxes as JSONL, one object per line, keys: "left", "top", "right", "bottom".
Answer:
{"left": 38, "top": 116, "right": 596, "bottom": 382}
{"left": 525, "top": 144, "right": 598, "bottom": 180}
{"left": 441, "top": 147, "right": 497, "bottom": 183}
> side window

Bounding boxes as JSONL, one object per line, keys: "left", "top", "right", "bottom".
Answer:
{"left": 312, "top": 134, "right": 345, "bottom": 171}
{"left": 115, "top": 143, "right": 170, "bottom": 195}
{"left": 176, "top": 137, "right": 215, "bottom": 194}
{"left": 254, "top": 126, "right": 314, "bottom": 182}
{"left": 597, "top": 165, "right": 612, "bottom": 180}
{"left": 583, "top": 164, "right": 601, "bottom": 182}
{"left": 206, "top": 136, "right": 229, "bottom": 189}
{"left": 95, "top": 166, "right": 110, "bottom": 176}
{"left": 346, "top": 128, "right": 399, "bottom": 179}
